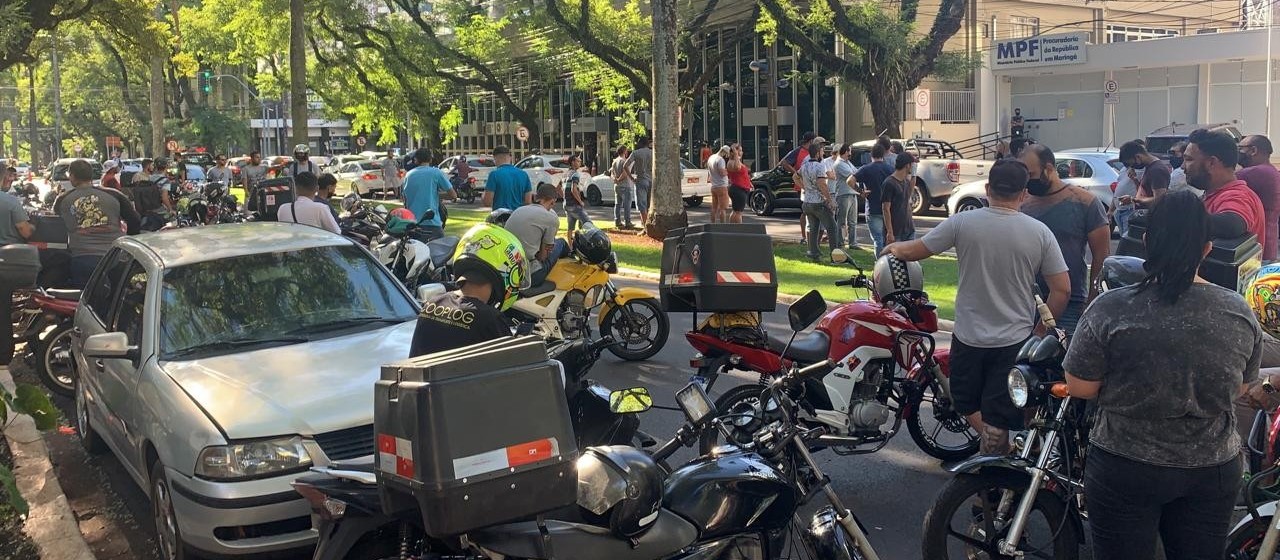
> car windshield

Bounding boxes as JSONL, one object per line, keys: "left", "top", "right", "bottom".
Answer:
{"left": 159, "top": 245, "right": 416, "bottom": 359}
{"left": 1107, "top": 159, "right": 1124, "bottom": 172}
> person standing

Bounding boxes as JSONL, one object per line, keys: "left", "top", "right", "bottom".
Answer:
{"left": 1167, "top": 142, "right": 1200, "bottom": 196}
{"left": 53, "top": 160, "right": 141, "bottom": 287}
{"left": 0, "top": 182, "right": 33, "bottom": 365}
{"left": 625, "top": 137, "right": 654, "bottom": 226}
{"left": 276, "top": 173, "right": 341, "bottom": 234}
{"left": 1118, "top": 140, "right": 1171, "bottom": 209}
{"left": 798, "top": 139, "right": 838, "bottom": 260}
{"left": 1010, "top": 108, "right": 1025, "bottom": 139}
{"left": 279, "top": 145, "right": 321, "bottom": 178}
{"left": 483, "top": 145, "right": 532, "bottom": 211}
{"left": 563, "top": 155, "right": 592, "bottom": 234}
{"left": 611, "top": 147, "right": 635, "bottom": 229}
{"left": 1238, "top": 135, "right": 1280, "bottom": 262}
{"left": 881, "top": 153, "right": 918, "bottom": 245}
{"left": 855, "top": 143, "right": 894, "bottom": 255}
{"left": 100, "top": 160, "right": 121, "bottom": 191}
{"left": 403, "top": 148, "right": 456, "bottom": 241}
{"left": 1186, "top": 128, "right": 1266, "bottom": 246}
{"left": 885, "top": 159, "right": 1070, "bottom": 455}
{"left": 382, "top": 150, "right": 403, "bottom": 198}
{"left": 726, "top": 143, "right": 752, "bottom": 225}
{"left": 699, "top": 142, "right": 712, "bottom": 168}
{"left": 241, "top": 151, "right": 268, "bottom": 193}
{"left": 206, "top": 154, "right": 234, "bottom": 185}
{"left": 1065, "top": 191, "right": 1255, "bottom": 560}
{"left": 1019, "top": 144, "right": 1111, "bottom": 334}
{"left": 782, "top": 132, "right": 818, "bottom": 238}
{"left": 707, "top": 145, "right": 730, "bottom": 223}
{"left": 830, "top": 144, "right": 859, "bottom": 250}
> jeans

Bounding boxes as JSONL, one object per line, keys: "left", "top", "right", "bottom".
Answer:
{"left": 413, "top": 225, "right": 444, "bottom": 242}
{"left": 867, "top": 214, "right": 886, "bottom": 256}
{"left": 531, "top": 238, "right": 570, "bottom": 286}
{"left": 1116, "top": 206, "right": 1135, "bottom": 238}
{"left": 70, "top": 255, "right": 102, "bottom": 289}
{"left": 835, "top": 194, "right": 860, "bottom": 248}
{"left": 565, "top": 204, "right": 592, "bottom": 232}
{"left": 635, "top": 178, "right": 652, "bottom": 215}
{"left": 614, "top": 184, "right": 635, "bottom": 225}
{"left": 802, "top": 202, "right": 838, "bottom": 258}
{"left": 1086, "top": 446, "right": 1242, "bottom": 560}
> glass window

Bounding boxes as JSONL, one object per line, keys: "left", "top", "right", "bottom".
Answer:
{"left": 112, "top": 262, "right": 148, "bottom": 346}
{"left": 516, "top": 158, "right": 534, "bottom": 169}
{"left": 158, "top": 245, "right": 417, "bottom": 360}
{"left": 85, "top": 250, "right": 131, "bottom": 323}
{"left": 1010, "top": 16, "right": 1040, "bottom": 39}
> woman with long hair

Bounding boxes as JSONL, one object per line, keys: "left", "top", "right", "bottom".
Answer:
{"left": 726, "top": 143, "right": 752, "bottom": 224}
{"left": 1064, "top": 190, "right": 1261, "bottom": 559}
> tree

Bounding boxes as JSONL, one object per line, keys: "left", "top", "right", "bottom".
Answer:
{"left": 647, "top": 0, "right": 687, "bottom": 239}
{"left": 756, "top": 0, "right": 970, "bottom": 137}
{"left": 0, "top": 0, "right": 97, "bottom": 72}
{"left": 288, "top": 0, "right": 307, "bottom": 148}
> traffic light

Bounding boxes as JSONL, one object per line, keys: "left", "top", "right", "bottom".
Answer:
{"left": 198, "top": 70, "right": 213, "bottom": 94}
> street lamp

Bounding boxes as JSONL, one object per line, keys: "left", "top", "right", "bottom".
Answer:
{"left": 212, "top": 75, "right": 272, "bottom": 155}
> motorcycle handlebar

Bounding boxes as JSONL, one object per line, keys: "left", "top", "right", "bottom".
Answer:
{"left": 793, "top": 359, "right": 834, "bottom": 380}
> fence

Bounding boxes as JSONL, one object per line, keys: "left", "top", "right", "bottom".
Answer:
{"left": 901, "top": 90, "right": 977, "bottom": 122}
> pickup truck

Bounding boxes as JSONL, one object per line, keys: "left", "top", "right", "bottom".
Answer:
{"left": 848, "top": 138, "right": 994, "bottom": 215}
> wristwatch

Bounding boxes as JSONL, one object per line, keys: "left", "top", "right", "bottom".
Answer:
{"left": 1264, "top": 376, "right": 1276, "bottom": 394}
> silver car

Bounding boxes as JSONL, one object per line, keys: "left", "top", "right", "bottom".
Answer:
{"left": 946, "top": 148, "right": 1123, "bottom": 215}
{"left": 71, "top": 222, "right": 419, "bottom": 557}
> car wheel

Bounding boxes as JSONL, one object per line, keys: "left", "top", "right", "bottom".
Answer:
{"left": 910, "top": 181, "right": 931, "bottom": 215}
{"left": 750, "top": 189, "right": 775, "bottom": 216}
{"left": 151, "top": 460, "right": 190, "bottom": 560}
{"left": 684, "top": 196, "right": 703, "bottom": 208}
{"left": 75, "top": 377, "right": 107, "bottom": 454}
{"left": 954, "top": 198, "right": 984, "bottom": 214}
{"left": 586, "top": 185, "right": 603, "bottom": 206}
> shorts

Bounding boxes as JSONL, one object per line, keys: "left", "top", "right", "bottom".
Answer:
{"left": 949, "top": 335, "right": 1029, "bottom": 431}
{"left": 729, "top": 187, "right": 748, "bottom": 212}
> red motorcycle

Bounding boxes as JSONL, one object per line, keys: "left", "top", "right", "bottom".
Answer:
{"left": 688, "top": 252, "right": 978, "bottom": 461}
{"left": 14, "top": 287, "right": 79, "bottom": 397}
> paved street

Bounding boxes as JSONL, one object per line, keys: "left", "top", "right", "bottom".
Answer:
{"left": 28, "top": 275, "right": 955, "bottom": 560}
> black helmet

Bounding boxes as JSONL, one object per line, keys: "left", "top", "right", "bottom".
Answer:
{"left": 486, "top": 208, "right": 513, "bottom": 226}
{"left": 187, "top": 197, "right": 209, "bottom": 224}
{"left": 203, "top": 181, "right": 226, "bottom": 200}
{"left": 573, "top": 226, "right": 612, "bottom": 265}
{"left": 576, "top": 446, "right": 663, "bottom": 539}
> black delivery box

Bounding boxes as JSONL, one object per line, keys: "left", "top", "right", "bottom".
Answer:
{"left": 660, "top": 223, "right": 778, "bottom": 312}
{"left": 0, "top": 245, "right": 41, "bottom": 288}
{"left": 1118, "top": 211, "right": 1262, "bottom": 294}
{"left": 248, "top": 177, "right": 295, "bottom": 221}
{"left": 374, "top": 335, "right": 577, "bottom": 537}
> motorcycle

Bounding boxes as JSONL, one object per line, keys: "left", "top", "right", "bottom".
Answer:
{"left": 372, "top": 218, "right": 458, "bottom": 293}
{"left": 508, "top": 229, "right": 668, "bottom": 361}
{"left": 691, "top": 249, "right": 977, "bottom": 461}
{"left": 14, "top": 287, "right": 79, "bottom": 397}
{"left": 1228, "top": 457, "right": 1280, "bottom": 559}
{"left": 921, "top": 299, "right": 1087, "bottom": 559}
{"left": 292, "top": 336, "right": 656, "bottom": 560}
{"left": 449, "top": 168, "right": 479, "bottom": 203}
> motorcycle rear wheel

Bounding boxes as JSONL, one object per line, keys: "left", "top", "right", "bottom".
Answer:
{"left": 922, "top": 471, "right": 1080, "bottom": 560}
{"left": 36, "top": 324, "right": 75, "bottom": 397}
{"left": 1227, "top": 515, "right": 1275, "bottom": 559}
{"left": 904, "top": 378, "right": 980, "bottom": 461}
{"left": 601, "top": 298, "right": 668, "bottom": 361}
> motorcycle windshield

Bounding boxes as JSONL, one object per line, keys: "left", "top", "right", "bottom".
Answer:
{"left": 576, "top": 453, "right": 629, "bottom": 515}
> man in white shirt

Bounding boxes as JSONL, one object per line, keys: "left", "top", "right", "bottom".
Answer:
{"left": 277, "top": 172, "right": 341, "bottom": 234}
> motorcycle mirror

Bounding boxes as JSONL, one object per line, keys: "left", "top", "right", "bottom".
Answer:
{"left": 830, "top": 248, "right": 849, "bottom": 264}
{"left": 341, "top": 192, "right": 362, "bottom": 212}
{"left": 374, "top": 205, "right": 389, "bottom": 215}
{"left": 416, "top": 283, "right": 446, "bottom": 302}
{"left": 609, "top": 387, "right": 653, "bottom": 414}
{"left": 787, "top": 290, "right": 827, "bottom": 332}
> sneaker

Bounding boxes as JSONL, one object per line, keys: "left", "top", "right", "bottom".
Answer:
{"left": 614, "top": 221, "right": 623, "bottom": 229}
{"left": 807, "top": 253, "right": 821, "bottom": 262}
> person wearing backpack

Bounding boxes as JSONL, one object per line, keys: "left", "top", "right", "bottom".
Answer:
{"left": 279, "top": 144, "right": 320, "bottom": 178}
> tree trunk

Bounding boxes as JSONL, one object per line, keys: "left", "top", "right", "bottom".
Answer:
{"left": 865, "top": 81, "right": 904, "bottom": 139}
{"left": 27, "top": 64, "right": 38, "bottom": 168}
{"left": 289, "top": 0, "right": 308, "bottom": 148}
{"left": 645, "top": 0, "right": 687, "bottom": 240}
{"left": 149, "top": 55, "right": 166, "bottom": 156}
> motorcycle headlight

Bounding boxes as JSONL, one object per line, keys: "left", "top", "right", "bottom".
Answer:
{"left": 196, "top": 436, "right": 312, "bottom": 480}
{"left": 1007, "top": 368, "right": 1030, "bottom": 408}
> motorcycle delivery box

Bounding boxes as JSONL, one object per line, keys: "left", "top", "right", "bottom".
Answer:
{"left": 1119, "top": 210, "right": 1262, "bottom": 294}
{"left": 247, "top": 177, "right": 296, "bottom": 221}
{"left": 0, "top": 244, "right": 41, "bottom": 288}
{"left": 374, "top": 335, "right": 579, "bottom": 538}
{"left": 660, "top": 223, "right": 778, "bottom": 312}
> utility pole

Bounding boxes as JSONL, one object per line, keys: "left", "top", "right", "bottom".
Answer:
{"left": 289, "top": 0, "right": 309, "bottom": 149}
{"left": 646, "top": 0, "right": 688, "bottom": 239}
{"left": 766, "top": 44, "right": 779, "bottom": 168}
{"left": 27, "top": 64, "right": 37, "bottom": 168}
{"left": 51, "top": 44, "right": 63, "bottom": 159}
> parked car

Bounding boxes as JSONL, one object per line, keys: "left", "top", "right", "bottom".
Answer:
{"left": 1145, "top": 122, "right": 1243, "bottom": 159}
{"left": 846, "top": 137, "right": 994, "bottom": 215}
{"left": 14, "top": 161, "right": 30, "bottom": 177}
{"left": 49, "top": 158, "right": 104, "bottom": 192}
{"left": 439, "top": 154, "right": 497, "bottom": 191}
{"left": 178, "top": 152, "right": 215, "bottom": 169}
{"left": 324, "top": 154, "right": 367, "bottom": 173}
{"left": 515, "top": 153, "right": 576, "bottom": 191}
{"left": 585, "top": 158, "right": 711, "bottom": 208}
{"left": 334, "top": 160, "right": 392, "bottom": 195}
{"left": 71, "top": 223, "right": 419, "bottom": 557}
{"left": 946, "top": 147, "right": 1123, "bottom": 215}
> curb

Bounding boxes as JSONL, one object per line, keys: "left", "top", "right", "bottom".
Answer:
{"left": 615, "top": 267, "right": 956, "bottom": 332}
{"left": 0, "top": 367, "right": 95, "bottom": 560}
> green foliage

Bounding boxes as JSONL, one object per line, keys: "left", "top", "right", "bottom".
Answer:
{"left": 170, "top": 107, "right": 251, "bottom": 152}
{"left": 0, "top": 381, "right": 62, "bottom": 515}
{"left": 0, "top": 465, "right": 23, "bottom": 517}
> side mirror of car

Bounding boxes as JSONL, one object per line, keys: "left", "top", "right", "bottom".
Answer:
{"left": 83, "top": 332, "right": 139, "bottom": 361}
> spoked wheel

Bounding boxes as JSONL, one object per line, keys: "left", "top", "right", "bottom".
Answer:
{"left": 35, "top": 324, "right": 75, "bottom": 397}
{"left": 601, "top": 298, "right": 668, "bottom": 361}
{"left": 922, "top": 471, "right": 1080, "bottom": 560}
{"left": 1227, "top": 516, "right": 1277, "bottom": 559}
{"left": 699, "top": 383, "right": 768, "bottom": 455}
{"left": 905, "top": 378, "right": 979, "bottom": 461}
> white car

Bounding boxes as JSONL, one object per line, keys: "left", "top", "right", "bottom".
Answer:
{"left": 440, "top": 154, "right": 496, "bottom": 190}
{"left": 334, "top": 160, "right": 393, "bottom": 196}
{"left": 325, "top": 154, "right": 368, "bottom": 173}
{"left": 515, "top": 153, "right": 577, "bottom": 191}
{"left": 946, "top": 148, "right": 1123, "bottom": 215}
{"left": 585, "top": 159, "right": 712, "bottom": 208}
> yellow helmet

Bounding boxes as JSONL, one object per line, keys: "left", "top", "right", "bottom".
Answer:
{"left": 451, "top": 224, "right": 529, "bottom": 311}
{"left": 1246, "top": 263, "right": 1280, "bottom": 338}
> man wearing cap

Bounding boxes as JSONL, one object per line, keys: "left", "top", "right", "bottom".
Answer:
{"left": 101, "top": 160, "right": 122, "bottom": 191}
{"left": 884, "top": 159, "right": 1070, "bottom": 455}
{"left": 483, "top": 145, "right": 532, "bottom": 211}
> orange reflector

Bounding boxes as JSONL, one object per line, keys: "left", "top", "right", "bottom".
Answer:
{"left": 1050, "top": 383, "right": 1070, "bottom": 398}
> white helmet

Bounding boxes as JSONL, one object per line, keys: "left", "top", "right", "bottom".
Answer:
{"left": 872, "top": 255, "right": 924, "bottom": 301}
{"left": 293, "top": 144, "right": 310, "bottom": 155}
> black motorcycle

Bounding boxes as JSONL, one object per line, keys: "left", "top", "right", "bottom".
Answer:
{"left": 293, "top": 336, "right": 654, "bottom": 560}
{"left": 921, "top": 305, "right": 1088, "bottom": 559}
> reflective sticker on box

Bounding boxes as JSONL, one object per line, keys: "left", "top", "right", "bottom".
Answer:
{"left": 453, "top": 438, "right": 560, "bottom": 480}
{"left": 377, "top": 433, "right": 415, "bottom": 479}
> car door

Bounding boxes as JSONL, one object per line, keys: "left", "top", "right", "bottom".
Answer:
{"left": 99, "top": 258, "right": 152, "bottom": 477}
{"left": 73, "top": 250, "right": 135, "bottom": 457}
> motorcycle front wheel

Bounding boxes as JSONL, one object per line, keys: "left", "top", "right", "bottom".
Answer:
{"left": 36, "top": 324, "right": 75, "bottom": 397}
{"left": 601, "top": 298, "right": 668, "bottom": 361}
{"left": 922, "top": 471, "right": 1080, "bottom": 560}
{"left": 699, "top": 383, "right": 768, "bottom": 455}
{"left": 904, "top": 378, "right": 980, "bottom": 461}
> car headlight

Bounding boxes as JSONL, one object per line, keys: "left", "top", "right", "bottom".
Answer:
{"left": 196, "top": 436, "right": 313, "bottom": 480}
{"left": 1007, "top": 367, "right": 1031, "bottom": 408}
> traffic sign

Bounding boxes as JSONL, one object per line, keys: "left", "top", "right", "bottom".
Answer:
{"left": 166, "top": 139, "right": 179, "bottom": 152}
{"left": 356, "top": 136, "right": 367, "bottom": 147}
{"left": 913, "top": 89, "right": 931, "bottom": 120}
{"left": 516, "top": 126, "right": 530, "bottom": 142}
{"left": 73, "top": 143, "right": 83, "bottom": 154}
{"left": 1103, "top": 79, "right": 1120, "bottom": 105}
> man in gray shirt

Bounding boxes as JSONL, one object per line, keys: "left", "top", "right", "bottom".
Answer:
{"left": 625, "top": 137, "right": 654, "bottom": 225}
{"left": 506, "top": 184, "right": 567, "bottom": 286}
{"left": 53, "top": 160, "right": 141, "bottom": 287}
{"left": 885, "top": 159, "right": 1070, "bottom": 454}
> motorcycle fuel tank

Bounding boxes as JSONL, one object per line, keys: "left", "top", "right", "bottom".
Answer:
{"left": 818, "top": 301, "right": 917, "bottom": 362}
{"left": 663, "top": 451, "right": 798, "bottom": 540}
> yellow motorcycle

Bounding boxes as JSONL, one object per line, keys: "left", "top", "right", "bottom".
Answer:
{"left": 507, "top": 229, "right": 668, "bottom": 361}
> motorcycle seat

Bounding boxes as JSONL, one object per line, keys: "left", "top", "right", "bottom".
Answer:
{"left": 767, "top": 330, "right": 830, "bottom": 363}
{"left": 426, "top": 236, "right": 459, "bottom": 268}
{"left": 46, "top": 289, "right": 81, "bottom": 301}
{"left": 472, "top": 509, "right": 696, "bottom": 560}
{"left": 520, "top": 282, "right": 557, "bottom": 298}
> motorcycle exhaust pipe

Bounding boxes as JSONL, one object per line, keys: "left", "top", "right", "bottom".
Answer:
{"left": 814, "top": 434, "right": 886, "bottom": 447}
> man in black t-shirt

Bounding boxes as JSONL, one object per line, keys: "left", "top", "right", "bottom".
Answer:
{"left": 880, "top": 152, "right": 917, "bottom": 245}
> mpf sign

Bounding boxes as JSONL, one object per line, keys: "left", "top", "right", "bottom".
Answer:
{"left": 994, "top": 32, "right": 1088, "bottom": 69}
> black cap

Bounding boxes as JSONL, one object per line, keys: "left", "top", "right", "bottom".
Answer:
{"left": 494, "top": 145, "right": 512, "bottom": 156}
{"left": 988, "top": 159, "right": 1029, "bottom": 198}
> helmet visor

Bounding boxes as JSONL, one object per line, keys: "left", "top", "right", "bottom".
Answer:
{"left": 576, "top": 453, "right": 629, "bottom": 515}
